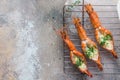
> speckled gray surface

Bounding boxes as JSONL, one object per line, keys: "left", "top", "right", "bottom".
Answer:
{"left": 0, "top": 0, "right": 119, "bottom": 80}
{"left": 0, "top": 0, "right": 66, "bottom": 80}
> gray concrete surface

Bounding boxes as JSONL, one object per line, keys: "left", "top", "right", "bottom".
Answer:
{"left": 0, "top": 0, "right": 67, "bottom": 80}
{"left": 0, "top": 0, "right": 119, "bottom": 80}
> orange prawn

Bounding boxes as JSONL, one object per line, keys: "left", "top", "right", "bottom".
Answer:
{"left": 56, "top": 28, "right": 92, "bottom": 77}
{"left": 85, "top": 4, "right": 118, "bottom": 58}
{"left": 73, "top": 17, "right": 103, "bottom": 70}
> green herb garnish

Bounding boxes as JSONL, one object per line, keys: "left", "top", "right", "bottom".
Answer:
{"left": 67, "top": 0, "right": 81, "bottom": 10}
{"left": 75, "top": 56, "right": 84, "bottom": 67}
{"left": 85, "top": 46, "right": 96, "bottom": 58}
{"left": 100, "top": 34, "right": 112, "bottom": 46}
{"left": 105, "top": 34, "right": 112, "bottom": 40}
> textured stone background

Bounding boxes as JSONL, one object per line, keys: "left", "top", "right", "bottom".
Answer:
{"left": 0, "top": 0, "right": 118, "bottom": 80}
{"left": 0, "top": 0, "right": 65, "bottom": 80}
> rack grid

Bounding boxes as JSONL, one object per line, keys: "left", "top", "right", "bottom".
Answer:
{"left": 63, "top": 1, "right": 120, "bottom": 80}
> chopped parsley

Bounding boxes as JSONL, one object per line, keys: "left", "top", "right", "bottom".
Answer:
{"left": 85, "top": 46, "right": 97, "bottom": 58}
{"left": 100, "top": 34, "right": 112, "bottom": 46}
{"left": 74, "top": 56, "right": 84, "bottom": 67}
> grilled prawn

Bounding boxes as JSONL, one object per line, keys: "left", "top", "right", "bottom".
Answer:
{"left": 73, "top": 17, "right": 103, "bottom": 70}
{"left": 85, "top": 4, "right": 118, "bottom": 58}
{"left": 57, "top": 29, "right": 92, "bottom": 77}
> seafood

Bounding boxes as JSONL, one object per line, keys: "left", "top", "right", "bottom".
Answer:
{"left": 85, "top": 4, "right": 118, "bottom": 58}
{"left": 57, "top": 29, "right": 92, "bottom": 77}
{"left": 73, "top": 17, "right": 103, "bottom": 70}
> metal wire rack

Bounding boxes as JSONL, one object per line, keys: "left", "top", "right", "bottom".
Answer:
{"left": 63, "top": 1, "right": 120, "bottom": 80}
